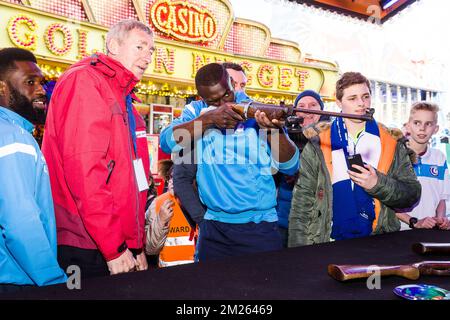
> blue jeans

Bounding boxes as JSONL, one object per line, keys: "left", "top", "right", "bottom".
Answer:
{"left": 197, "top": 220, "right": 282, "bottom": 261}
{"left": 0, "top": 284, "right": 29, "bottom": 295}
{"left": 278, "top": 226, "right": 288, "bottom": 248}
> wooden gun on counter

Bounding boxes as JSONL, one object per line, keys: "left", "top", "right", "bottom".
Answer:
{"left": 328, "top": 261, "right": 450, "bottom": 281}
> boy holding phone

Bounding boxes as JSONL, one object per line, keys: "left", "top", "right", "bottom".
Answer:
{"left": 396, "top": 102, "right": 450, "bottom": 230}
{"left": 288, "top": 72, "right": 421, "bottom": 247}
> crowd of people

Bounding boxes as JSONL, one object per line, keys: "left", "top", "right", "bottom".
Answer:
{"left": 0, "top": 18, "right": 449, "bottom": 293}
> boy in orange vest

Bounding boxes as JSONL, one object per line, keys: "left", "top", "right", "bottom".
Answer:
{"left": 145, "top": 160, "right": 196, "bottom": 267}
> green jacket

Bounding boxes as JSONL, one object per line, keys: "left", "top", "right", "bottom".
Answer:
{"left": 288, "top": 122, "right": 421, "bottom": 247}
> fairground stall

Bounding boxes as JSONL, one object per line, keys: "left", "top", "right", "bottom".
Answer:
{"left": 0, "top": 0, "right": 339, "bottom": 192}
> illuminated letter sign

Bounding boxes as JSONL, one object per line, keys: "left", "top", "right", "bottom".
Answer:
{"left": 7, "top": 15, "right": 37, "bottom": 51}
{"left": 154, "top": 47, "right": 176, "bottom": 74}
{"left": 192, "top": 53, "right": 214, "bottom": 77}
{"left": 151, "top": 0, "right": 218, "bottom": 43}
{"left": 77, "top": 29, "right": 89, "bottom": 60}
{"left": 44, "top": 23, "right": 73, "bottom": 56}
{"left": 295, "top": 69, "right": 310, "bottom": 92}
{"left": 257, "top": 64, "right": 274, "bottom": 88}
{"left": 278, "top": 67, "right": 293, "bottom": 90}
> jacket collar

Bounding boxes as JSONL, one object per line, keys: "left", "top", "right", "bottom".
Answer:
{"left": 418, "top": 146, "right": 431, "bottom": 161}
{"left": 86, "top": 53, "right": 139, "bottom": 95}
{"left": 0, "top": 106, "right": 34, "bottom": 133}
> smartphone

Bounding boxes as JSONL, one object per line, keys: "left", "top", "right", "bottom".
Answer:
{"left": 347, "top": 154, "right": 365, "bottom": 173}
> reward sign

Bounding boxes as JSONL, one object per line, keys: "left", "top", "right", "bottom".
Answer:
{"left": 150, "top": 0, "right": 218, "bottom": 43}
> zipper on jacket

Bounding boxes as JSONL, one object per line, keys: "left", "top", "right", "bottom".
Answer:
{"left": 106, "top": 160, "right": 116, "bottom": 184}
{"left": 123, "top": 84, "right": 142, "bottom": 249}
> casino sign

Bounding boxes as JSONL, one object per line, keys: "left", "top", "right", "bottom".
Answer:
{"left": 150, "top": 0, "right": 218, "bottom": 43}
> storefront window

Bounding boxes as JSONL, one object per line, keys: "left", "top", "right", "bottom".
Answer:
{"left": 390, "top": 84, "right": 398, "bottom": 124}
{"left": 411, "top": 88, "right": 417, "bottom": 103}
{"left": 142, "top": 114, "right": 150, "bottom": 132}
{"left": 370, "top": 80, "right": 376, "bottom": 97}
{"left": 431, "top": 92, "right": 439, "bottom": 103}
{"left": 420, "top": 90, "right": 427, "bottom": 101}
{"left": 172, "top": 96, "right": 189, "bottom": 109}
{"left": 152, "top": 113, "right": 172, "bottom": 134}
{"left": 400, "top": 87, "right": 407, "bottom": 123}
{"left": 390, "top": 85, "right": 398, "bottom": 104}
{"left": 379, "top": 83, "right": 386, "bottom": 103}
{"left": 379, "top": 83, "right": 387, "bottom": 121}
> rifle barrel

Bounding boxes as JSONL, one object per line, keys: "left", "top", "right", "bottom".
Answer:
{"left": 231, "top": 102, "right": 375, "bottom": 122}
{"left": 412, "top": 242, "right": 450, "bottom": 255}
{"left": 292, "top": 107, "right": 374, "bottom": 121}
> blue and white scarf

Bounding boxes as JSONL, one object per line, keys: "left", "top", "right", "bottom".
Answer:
{"left": 330, "top": 117, "right": 381, "bottom": 240}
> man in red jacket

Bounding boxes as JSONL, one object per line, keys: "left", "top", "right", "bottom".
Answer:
{"left": 42, "top": 19, "right": 154, "bottom": 278}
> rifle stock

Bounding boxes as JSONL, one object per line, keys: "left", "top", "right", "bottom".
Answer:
{"left": 231, "top": 102, "right": 289, "bottom": 121}
{"left": 412, "top": 242, "right": 450, "bottom": 255}
{"left": 328, "top": 261, "right": 450, "bottom": 282}
{"left": 328, "top": 264, "right": 419, "bottom": 281}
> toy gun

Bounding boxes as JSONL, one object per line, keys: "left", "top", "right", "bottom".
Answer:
{"left": 328, "top": 261, "right": 450, "bottom": 281}
{"left": 231, "top": 101, "right": 375, "bottom": 133}
{"left": 412, "top": 243, "right": 450, "bottom": 255}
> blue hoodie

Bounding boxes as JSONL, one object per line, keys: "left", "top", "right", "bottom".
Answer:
{"left": 0, "top": 106, "right": 67, "bottom": 286}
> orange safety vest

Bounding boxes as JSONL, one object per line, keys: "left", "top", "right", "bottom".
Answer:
{"left": 155, "top": 193, "right": 196, "bottom": 267}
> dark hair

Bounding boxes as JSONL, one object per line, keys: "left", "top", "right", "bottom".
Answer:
{"left": 336, "top": 72, "right": 371, "bottom": 101}
{"left": 0, "top": 48, "right": 37, "bottom": 81}
{"left": 195, "top": 63, "right": 227, "bottom": 88}
{"left": 222, "top": 62, "right": 245, "bottom": 74}
{"left": 158, "top": 159, "right": 173, "bottom": 182}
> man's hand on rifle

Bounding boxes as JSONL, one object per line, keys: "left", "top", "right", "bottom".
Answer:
{"left": 202, "top": 103, "right": 243, "bottom": 129}
{"left": 254, "top": 110, "right": 284, "bottom": 130}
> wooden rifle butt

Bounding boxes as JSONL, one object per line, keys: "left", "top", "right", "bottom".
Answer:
{"left": 328, "top": 264, "right": 420, "bottom": 281}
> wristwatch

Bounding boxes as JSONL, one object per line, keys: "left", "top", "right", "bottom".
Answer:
{"left": 409, "top": 217, "right": 418, "bottom": 229}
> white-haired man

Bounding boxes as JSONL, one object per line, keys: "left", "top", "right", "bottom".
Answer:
{"left": 43, "top": 20, "right": 155, "bottom": 278}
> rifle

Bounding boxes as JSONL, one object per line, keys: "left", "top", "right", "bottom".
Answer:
{"left": 231, "top": 101, "right": 375, "bottom": 133}
{"left": 328, "top": 261, "right": 450, "bottom": 281}
{"left": 412, "top": 243, "right": 450, "bottom": 255}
